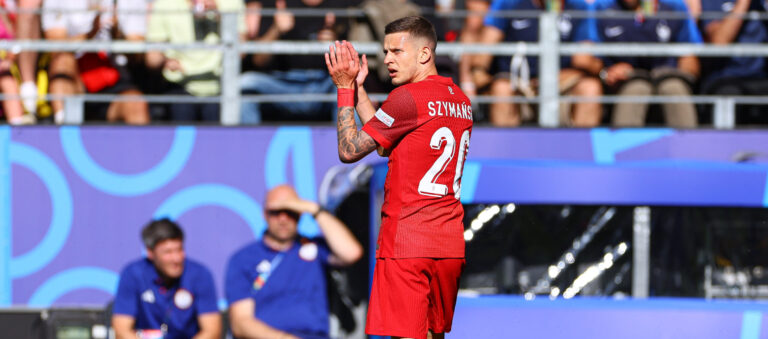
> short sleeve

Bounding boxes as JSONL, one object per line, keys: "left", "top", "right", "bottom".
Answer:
{"left": 483, "top": 0, "right": 514, "bottom": 30}
{"left": 361, "top": 87, "right": 418, "bottom": 150}
{"left": 310, "top": 238, "right": 332, "bottom": 265}
{"left": 112, "top": 267, "right": 138, "bottom": 317}
{"left": 146, "top": 3, "right": 168, "bottom": 42}
{"left": 225, "top": 252, "right": 252, "bottom": 305}
{"left": 193, "top": 265, "right": 219, "bottom": 315}
{"left": 568, "top": 0, "right": 599, "bottom": 42}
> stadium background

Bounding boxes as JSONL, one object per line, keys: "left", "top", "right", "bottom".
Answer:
{"left": 3, "top": 2, "right": 768, "bottom": 338}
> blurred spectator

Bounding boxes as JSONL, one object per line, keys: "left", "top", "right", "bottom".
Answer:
{"left": 42, "top": 0, "right": 149, "bottom": 124}
{"left": 0, "top": 2, "right": 29, "bottom": 125}
{"left": 239, "top": 0, "right": 349, "bottom": 124}
{"left": 16, "top": 0, "right": 41, "bottom": 118}
{"left": 594, "top": 0, "right": 702, "bottom": 128}
{"left": 700, "top": 0, "right": 768, "bottom": 125}
{"left": 226, "top": 185, "right": 362, "bottom": 339}
{"left": 473, "top": 0, "right": 603, "bottom": 127}
{"left": 146, "top": 0, "right": 245, "bottom": 122}
{"left": 458, "top": 0, "right": 490, "bottom": 98}
{"left": 112, "top": 219, "right": 221, "bottom": 339}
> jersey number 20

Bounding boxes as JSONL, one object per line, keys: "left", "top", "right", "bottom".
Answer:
{"left": 418, "top": 127, "right": 470, "bottom": 199}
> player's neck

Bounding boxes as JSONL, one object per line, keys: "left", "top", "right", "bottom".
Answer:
{"left": 409, "top": 65, "right": 439, "bottom": 84}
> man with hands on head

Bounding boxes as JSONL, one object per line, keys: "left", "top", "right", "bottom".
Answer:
{"left": 226, "top": 184, "right": 363, "bottom": 339}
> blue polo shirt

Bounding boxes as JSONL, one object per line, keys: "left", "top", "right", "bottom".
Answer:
{"left": 701, "top": 0, "right": 768, "bottom": 86}
{"left": 225, "top": 238, "right": 331, "bottom": 339}
{"left": 591, "top": 0, "right": 702, "bottom": 70}
{"left": 113, "top": 258, "right": 218, "bottom": 339}
{"left": 484, "top": 0, "right": 599, "bottom": 76}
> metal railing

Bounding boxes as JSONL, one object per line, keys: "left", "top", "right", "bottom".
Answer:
{"left": 6, "top": 10, "right": 768, "bottom": 127}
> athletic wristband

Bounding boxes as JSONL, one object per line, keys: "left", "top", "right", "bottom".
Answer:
{"left": 337, "top": 88, "right": 355, "bottom": 107}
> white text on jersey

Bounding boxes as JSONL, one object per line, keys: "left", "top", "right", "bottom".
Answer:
{"left": 427, "top": 101, "right": 473, "bottom": 121}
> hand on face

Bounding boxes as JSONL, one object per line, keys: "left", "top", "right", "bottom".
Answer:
{"left": 325, "top": 40, "right": 361, "bottom": 89}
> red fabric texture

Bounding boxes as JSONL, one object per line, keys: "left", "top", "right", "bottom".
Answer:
{"left": 366, "top": 258, "right": 465, "bottom": 339}
{"left": 362, "top": 75, "right": 473, "bottom": 258}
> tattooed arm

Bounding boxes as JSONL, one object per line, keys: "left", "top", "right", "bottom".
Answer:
{"left": 327, "top": 40, "right": 379, "bottom": 163}
{"left": 337, "top": 106, "right": 378, "bottom": 163}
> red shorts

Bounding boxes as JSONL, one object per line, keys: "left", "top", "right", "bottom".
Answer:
{"left": 366, "top": 257, "right": 465, "bottom": 339}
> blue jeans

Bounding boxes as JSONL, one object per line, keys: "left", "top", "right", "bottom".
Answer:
{"left": 240, "top": 70, "right": 336, "bottom": 124}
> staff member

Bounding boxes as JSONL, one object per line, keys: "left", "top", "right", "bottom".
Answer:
{"left": 226, "top": 184, "right": 363, "bottom": 339}
{"left": 112, "top": 219, "right": 221, "bottom": 339}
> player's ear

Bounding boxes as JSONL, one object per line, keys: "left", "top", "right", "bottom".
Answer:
{"left": 418, "top": 45, "right": 432, "bottom": 64}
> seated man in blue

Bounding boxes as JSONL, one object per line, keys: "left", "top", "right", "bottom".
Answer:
{"left": 593, "top": 0, "right": 702, "bottom": 127}
{"left": 473, "top": 0, "right": 604, "bottom": 127}
{"left": 226, "top": 185, "right": 363, "bottom": 339}
{"left": 112, "top": 219, "right": 221, "bottom": 339}
{"left": 701, "top": 0, "right": 768, "bottom": 124}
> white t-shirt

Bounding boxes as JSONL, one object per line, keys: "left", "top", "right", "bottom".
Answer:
{"left": 42, "top": 0, "right": 151, "bottom": 39}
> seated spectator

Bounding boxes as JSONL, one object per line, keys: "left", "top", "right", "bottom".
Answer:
{"left": 472, "top": 0, "right": 604, "bottom": 127}
{"left": 458, "top": 0, "right": 490, "bottom": 99}
{"left": 112, "top": 219, "right": 221, "bottom": 339}
{"left": 41, "top": 0, "right": 149, "bottom": 124}
{"left": 16, "top": 0, "right": 41, "bottom": 118}
{"left": 594, "top": 0, "right": 702, "bottom": 128}
{"left": 0, "top": 3, "right": 30, "bottom": 125}
{"left": 226, "top": 185, "right": 362, "bottom": 339}
{"left": 146, "top": 0, "right": 245, "bottom": 123}
{"left": 700, "top": 0, "right": 768, "bottom": 125}
{"left": 240, "top": 0, "right": 348, "bottom": 124}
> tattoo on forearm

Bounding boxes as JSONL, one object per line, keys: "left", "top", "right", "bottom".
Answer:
{"left": 337, "top": 106, "right": 376, "bottom": 161}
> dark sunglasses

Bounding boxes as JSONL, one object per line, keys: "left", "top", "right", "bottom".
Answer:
{"left": 266, "top": 209, "right": 301, "bottom": 219}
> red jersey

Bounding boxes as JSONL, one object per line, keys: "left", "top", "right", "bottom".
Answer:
{"left": 362, "top": 75, "right": 473, "bottom": 258}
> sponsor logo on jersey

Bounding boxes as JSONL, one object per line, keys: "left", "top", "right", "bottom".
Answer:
{"left": 511, "top": 19, "right": 531, "bottom": 30}
{"left": 141, "top": 289, "right": 155, "bottom": 304}
{"left": 448, "top": 86, "right": 454, "bottom": 95}
{"left": 656, "top": 21, "right": 671, "bottom": 42}
{"left": 174, "top": 288, "right": 194, "bottom": 309}
{"left": 605, "top": 25, "right": 624, "bottom": 38}
{"left": 558, "top": 14, "right": 573, "bottom": 37}
{"left": 299, "top": 242, "right": 318, "bottom": 261}
{"left": 375, "top": 108, "right": 395, "bottom": 127}
{"left": 428, "top": 101, "right": 473, "bottom": 121}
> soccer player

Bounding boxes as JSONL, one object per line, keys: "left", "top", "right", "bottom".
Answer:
{"left": 325, "top": 16, "right": 473, "bottom": 339}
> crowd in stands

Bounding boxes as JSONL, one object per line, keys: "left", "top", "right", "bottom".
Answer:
{"left": 0, "top": 0, "right": 765, "bottom": 126}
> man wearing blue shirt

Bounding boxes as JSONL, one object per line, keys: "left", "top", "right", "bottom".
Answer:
{"left": 593, "top": 0, "right": 702, "bottom": 127}
{"left": 473, "top": 0, "right": 604, "bottom": 127}
{"left": 226, "top": 185, "right": 363, "bottom": 339}
{"left": 112, "top": 219, "right": 221, "bottom": 339}
{"left": 701, "top": 0, "right": 768, "bottom": 124}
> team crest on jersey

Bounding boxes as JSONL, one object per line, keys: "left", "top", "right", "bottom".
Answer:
{"left": 375, "top": 108, "right": 395, "bottom": 127}
{"left": 256, "top": 259, "right": 271, "bottom": 273}
{"left": 141, "top": 289, "right": 155, "bottom": 304}
{"left": 299, "top": 242, "right": 318, "bottom": 261}
{"left": 174, "top": 288, "right": 193, "bottom": 309}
